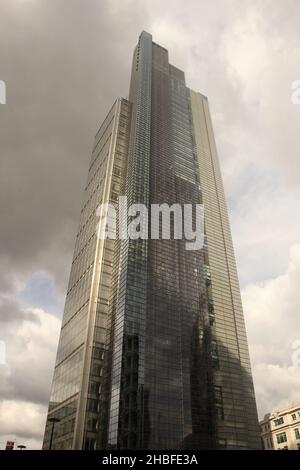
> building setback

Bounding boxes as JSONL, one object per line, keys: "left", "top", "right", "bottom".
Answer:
{"left": 43, "top": 31, "right": 261, "bottom": 450}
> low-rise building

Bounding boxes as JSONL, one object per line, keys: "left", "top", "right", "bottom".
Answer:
{"left": 260, "top": 403, "right": 300, "bottom": 450}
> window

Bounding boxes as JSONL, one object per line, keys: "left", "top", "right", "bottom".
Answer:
{"left": 295, "top": 428, "right": 300, "bottom": 440}
{"left": 87, "top": 398, "right": 98, "bottom": 413}
{"left": 89, "top": 380, "right": 100, "bottom": 394}
{"left": 211, "top": 340, "right": 219, "bottom": 368}
{"left": 297, "top": 444, "right": 300, "bottom": 450}
{"left": 86, "top": 418, "right": 97, "bottom": 432}
{"left": 269, "top": 438, "right": 273, "bottom": 448}
{"left": 276, "top": 432, "right": 287, "bottom": 444}
{"left": 91, "top": 363, "right": 102, "bottom": 376}
{"left": 292, "top": 413, "right": 297, "bottom": 420}
{"left": 113, "top": 167, "right": 121, "bottom": 177}
{"left": 274, "top": 417, "right": 284, "bottom": 426}
{"left": 214, "top": 386, "right": 224, "bottom": 420}
{"left": 264, "top": 438, "right": 269, "bottom": 449}
{"left": 84, "top": 437, "right": 96, "bottom": 450}
{"left": 218, "top": 439, "right": 227, "bottom": 449}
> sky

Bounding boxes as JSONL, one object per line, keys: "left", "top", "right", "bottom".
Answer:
{"left": 0, "top": 0, "right": 300, "bottom": 449}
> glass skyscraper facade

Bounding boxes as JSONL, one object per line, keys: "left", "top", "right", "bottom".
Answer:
{"left": 43, "top": 31, "right": 261, "bottom": 450}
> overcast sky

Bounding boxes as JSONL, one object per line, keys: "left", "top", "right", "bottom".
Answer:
{"left": 0, "top": 0, "right": 300, "bottom": 449}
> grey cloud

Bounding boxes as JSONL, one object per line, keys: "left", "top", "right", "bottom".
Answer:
{"left": 0, "top": 301, "right": 60, "bottom": 405}
{"left": 0, "top": 296, "right": 39, "bottom": 324}
{"left": 0, "top": 0, "right": 300, "bottom": 448}
{"left": 0, "top": 0, "right": 146, "bottom": 294}
{"left": 0, "top": 0, "right": 148, "bottom": 446}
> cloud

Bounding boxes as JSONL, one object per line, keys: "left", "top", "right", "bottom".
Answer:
{"left": 0, "top": 400, "right": 47, "bottom": 450}
{"left": 0, "top": 0, "right": 143, "bottom": 295}
{"left": 230, "top": 174, "right": 300, "bottom": 286}
{"left": 0, "top": 295, "right": 38, "bottom": 324}
{"left": 242, "top": 244, "right": 300, "bottom": 418}
{"left": 0, "top": 0, "right": 299, "bottom": 446}
{"left": 0, "top": 289, "right": 60, "bottom": 448}
{"left": 0, "top": 300, "right": 60, "bottom": 404}
{"left": 253, "top": 365, "right": 300, "bottom": 419}
{"left": 19, "top": 271, "right": 64, "bottom": 316}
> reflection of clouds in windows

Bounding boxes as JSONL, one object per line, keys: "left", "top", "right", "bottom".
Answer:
{"left": 50, "top": 348, "right": 83, "bottom": 404}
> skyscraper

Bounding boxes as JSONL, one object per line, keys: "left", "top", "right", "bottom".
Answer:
{"left": 43, "top": 31, "right": 261, "bottom": 450}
